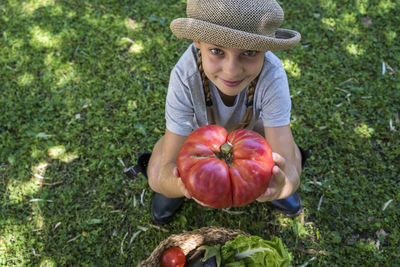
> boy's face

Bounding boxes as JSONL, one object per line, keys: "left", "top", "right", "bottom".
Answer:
{"left": 194, "top": 41, "right": 265, "bottom": 102}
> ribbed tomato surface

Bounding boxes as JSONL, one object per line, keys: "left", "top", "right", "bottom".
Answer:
{"left": 177, "top": 125, "right": 273, "bottom": 208}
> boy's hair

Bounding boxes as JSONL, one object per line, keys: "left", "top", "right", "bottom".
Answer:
{"left": 197, "top": 50, "right": 258, "bottom": 129}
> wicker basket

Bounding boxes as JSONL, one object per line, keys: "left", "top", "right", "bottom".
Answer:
{"left": 138, "top": 226, "right": 249, "bottom": 267}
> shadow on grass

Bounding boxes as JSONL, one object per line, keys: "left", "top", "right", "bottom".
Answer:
{"left": 278, "top": 0, "right": 400, "bottom": 265}
{"left": 1, "top": 0, "right": 185, "bottom": 265}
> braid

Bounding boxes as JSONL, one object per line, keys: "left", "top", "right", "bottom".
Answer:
{"left": 197, "top": 50, "right": 216, "bottom": 124}
{"left": 233, "top": 76, "right": 258, "bottom": 130}
{"left": 246, "top": 78, "right": 257, "bottom": 107}
{"left": 197, "top": 50, "right": 258, "bottom": 129}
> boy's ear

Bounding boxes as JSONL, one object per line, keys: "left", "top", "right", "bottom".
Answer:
{"left": 193, "top": 41, "right": 201, "bottom": 49}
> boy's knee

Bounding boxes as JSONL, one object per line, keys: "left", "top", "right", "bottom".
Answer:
{"left": 147, "top": 167, "right": 160, "bottom": 192}
{"left": 147, "top": 137, "right": 164, "bottom": 192}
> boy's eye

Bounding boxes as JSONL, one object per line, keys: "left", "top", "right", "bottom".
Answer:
{"left": 210, "top": 48, "right": 224, "bottom": 55}
{"left": 243, "top": 50, "right": 258, "bottom": 56}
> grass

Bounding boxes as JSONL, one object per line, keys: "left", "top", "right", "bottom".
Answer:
{"left": 0, "top": 0, "right": 399, "bottom": 266}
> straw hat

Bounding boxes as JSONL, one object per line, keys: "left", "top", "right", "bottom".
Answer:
{"left": 170, "top": 0, "right": 301, "bottom": 51}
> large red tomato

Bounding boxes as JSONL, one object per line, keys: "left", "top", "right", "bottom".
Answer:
{"left": 177, "top": 125, "right": 273, "bottom": 208}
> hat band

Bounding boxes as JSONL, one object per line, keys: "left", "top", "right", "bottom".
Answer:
{"left": 171, "top": 18, "right": 301, "bottom": 51}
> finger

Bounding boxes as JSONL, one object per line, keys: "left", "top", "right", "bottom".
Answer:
{"left": 183, "top": 190, "right": 192, "bottom": 199}
{"left": 272, "top": 152, "right": 286, "bottom": 168}
{"left": 257, "top": 168, "right": 286, "bottom": 202}
{"left": 173, "top": 167, "right": 180, "bottom": 177}
{"left": 271, "top": 166, "right": 285, "bottom": 186}
{"left": 175, "top": 168, "right": 192, "bottom": 198}
{"left": 256, "top": 188, "right": 276, "bottom": 202}
{"left": 257, "top": 182, "right": 278, "bottom": 201}
{"left": 180, "top": 184, "right": 192, "bottom": 199}
{"left": 261, "top": 187, "right": 273, "bottom": 198}
{"left": 192, "top": 197, "right": 207, "bottom": 207}
{"left": 264, "top": 185, "right": 280, "bottom": 199}
{"left": 177, "top": 178, "right": 192, "bottom": 199}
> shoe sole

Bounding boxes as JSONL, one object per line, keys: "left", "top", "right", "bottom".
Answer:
{"left": 274, "top": 206, "right": 303, "bottom": 218}
{"left": 269, "top": 197, "right": 303, "bottom": 218}
{"left": 150, "top": 206, "right": 174, "bottom": 225}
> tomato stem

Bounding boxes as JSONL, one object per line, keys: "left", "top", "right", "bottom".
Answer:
{"left": 211, "top": 142, "right": 234, "bottom": 164}
{"left": 220, "top": 142, "right": 232, "bottom": 155}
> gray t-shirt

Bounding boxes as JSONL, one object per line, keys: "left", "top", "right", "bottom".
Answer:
{"left": 165, "top": 43, "right": 291, "bottom": 136}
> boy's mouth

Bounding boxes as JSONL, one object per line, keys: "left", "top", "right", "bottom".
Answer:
{"left": 221, "top": 79, "right": 243, "bottom": 87}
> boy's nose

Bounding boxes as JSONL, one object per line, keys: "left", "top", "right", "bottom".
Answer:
{"left": 223, "top": 57, "right": 241, "bottom": 78}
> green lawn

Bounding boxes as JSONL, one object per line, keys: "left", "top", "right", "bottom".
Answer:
{"left": 0, "top": 0, "right": 399, "bottom": 266}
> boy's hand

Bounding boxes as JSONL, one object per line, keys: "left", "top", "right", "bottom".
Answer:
{"left": 174, "top": 167, "right": 209, "bottom": 206}
{"left": 256, "top": 152, "right": 297, "bottom": 202}
{"left": 173, "top": 167, "right": 192, "bottom": 199}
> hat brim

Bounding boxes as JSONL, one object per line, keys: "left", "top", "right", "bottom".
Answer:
{"left": 170, "top": 18, "right": 301, "bottom": 51}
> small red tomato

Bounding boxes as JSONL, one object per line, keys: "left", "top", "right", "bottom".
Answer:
{"left": 161, "top": 247, "right": 186, "bottom": 267}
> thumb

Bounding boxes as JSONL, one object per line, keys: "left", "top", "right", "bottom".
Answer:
{"left": 263, "top": 187, "right": 272, "bottom": 197}
{"left": 175, "top": 169, "right": 192, "bottom": 199}
{"left": 173, "top": 167, "right": 180, "bottom": 177}
{"left": 273, "top": 152, "right": 285, "bottom": 166}
{"left": 270, "top": 165, "right": 285, "bottom": 187}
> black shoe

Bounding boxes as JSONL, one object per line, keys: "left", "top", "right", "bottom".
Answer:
{"left": 298, "top": 146, "right": 311, "bottom": 170}
{"left": 151, "top": 193, "right": 184, "bottom": 225}
{"left": 124, "top": 152, "right": 184, "bottom": 225}
{"left": 123, "top": 152, "right": 151, "bottom": 179}
{"left": 269, "top": 192, "right": 303, "bottom": 217}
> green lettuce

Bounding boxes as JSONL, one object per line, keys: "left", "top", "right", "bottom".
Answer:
{"left": 220, "top": 235, "right": 290, "bottom": 267}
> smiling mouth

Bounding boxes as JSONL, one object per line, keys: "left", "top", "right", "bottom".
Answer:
{"left": 221, "top": 79, "right": 243, "bottom": 87}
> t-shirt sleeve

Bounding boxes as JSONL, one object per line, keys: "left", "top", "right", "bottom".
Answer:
{"left": 261, "top": 65, "right": 292, "bottom": 127}
{"left": 165, "top": 67, "right": 195, "bottom": 136}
